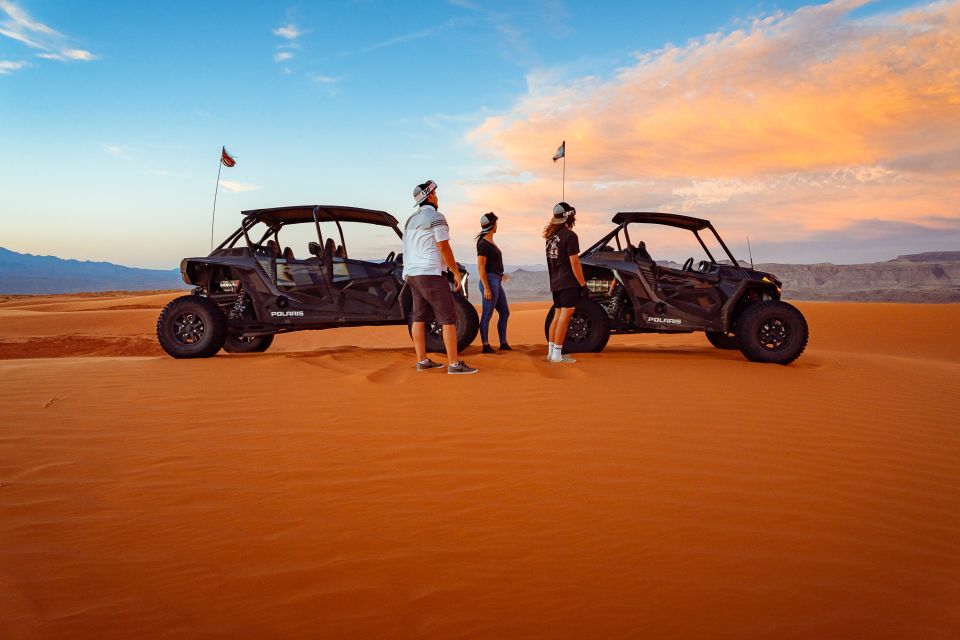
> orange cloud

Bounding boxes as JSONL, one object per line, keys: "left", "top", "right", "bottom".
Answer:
{"left": 448, "top": 0, "right": 960, "bottom": 263}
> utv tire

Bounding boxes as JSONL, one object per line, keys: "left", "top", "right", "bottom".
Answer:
{"left": 157, "top": 295, "right": 227, "bottom": 359}
{"left": 408, "top": 294, "right": 480, "bottom": 354}
{"left": 706, "top": 331, "right": 739, "bottom": 350}
{"left": 223, "top": 333, "right": 274, "bottom": 354}
{"left": 736, "top": 300, "right": 809, "bottom": 365}
{"left": 544, "top": 298, "right": 611, "bottom": 353}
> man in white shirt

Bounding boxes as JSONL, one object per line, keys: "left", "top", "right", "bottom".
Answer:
{"left": 402, "top": 180, "right": 478, "bottom": 375}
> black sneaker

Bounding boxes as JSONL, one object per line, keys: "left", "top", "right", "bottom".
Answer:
{"left": 448, "top": 361, "right": 478, "bottom": 375}
{"left": 482, "top": 344, "right": 496, "bottom": 354}
{"left": 416, "top": 358, "right": 445, "bottom": 372}
{"left": 498, "top": 343, "right": 513, "bottom": 352}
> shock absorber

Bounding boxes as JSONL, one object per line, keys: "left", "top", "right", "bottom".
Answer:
{"left": 229, "top": 289, "right": 250, "bottom": 321}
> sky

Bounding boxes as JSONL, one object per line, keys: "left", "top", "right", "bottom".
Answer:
{"left": 1, "top": 0, "right": 957, "bottom": 269}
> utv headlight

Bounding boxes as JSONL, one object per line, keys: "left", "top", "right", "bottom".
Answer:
{"left": 461, "top": 272, "right": 469, "bottom": 298}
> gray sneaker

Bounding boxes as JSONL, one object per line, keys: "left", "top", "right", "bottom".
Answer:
{"left": 416, "top": 358, "right": 445, "bottom": 372}
{"left": 550, "top": 354, "right": 577, "bottom": 364}
{"left": 448, "top": 361, "right": 479, "bottom": 375}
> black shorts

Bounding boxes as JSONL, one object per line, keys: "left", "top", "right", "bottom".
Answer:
{"left": 408, "top": 274, "right": 458, "bottom": 325}
{"left": 552, "top": 286, "right": 581, "bottom": 308}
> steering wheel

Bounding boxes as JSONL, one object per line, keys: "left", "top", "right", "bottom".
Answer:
{"left": 682, "top": 257, "right": 694, "bottom": 271}
{"left": 385, "top": 250, "right": 396, "bottom": 263}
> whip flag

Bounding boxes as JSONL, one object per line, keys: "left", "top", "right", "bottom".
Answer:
{"left": 221, "top": 146, "right": 236, "bottom": 167}
{"left": 211, "top": 146, "right": 237, "bottom": 250}
{"left": 553, "top": 140, "right": 566, "bottom": 200}
{"left": 552, "top": 141, "right": 565, "bottom": 163}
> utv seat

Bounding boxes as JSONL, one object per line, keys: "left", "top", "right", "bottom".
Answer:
{"left": 634, "top": 241, "right": 653, "bottom": 262}
{"left": 266, "top": 240, "right": 281, "bottom": 258}
{"left": 324, "top": 238, "right": 337, "bottom": 261}
{"left": 283, "top": 246, "right": 295, "bottom": 260}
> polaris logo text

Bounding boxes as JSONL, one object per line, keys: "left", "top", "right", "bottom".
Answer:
{"left": 271, "top": 310, "right": 304, "bottom": 317}
{"left": 649, "top": 316, "right": 681, "bottom": 324}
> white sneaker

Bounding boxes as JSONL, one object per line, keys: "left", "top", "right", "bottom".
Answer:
{"left": 550, "top": 354, "right": 577, "bottom": 364}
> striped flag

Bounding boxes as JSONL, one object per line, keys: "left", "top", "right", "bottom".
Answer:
{"left": 221, "top": 146, "right": 236, "bottom": 167}
{"left": 552, "top": 140, "right": 565, "bottom": 162}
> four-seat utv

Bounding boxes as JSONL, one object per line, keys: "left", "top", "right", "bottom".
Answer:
{"left": 157, "top": 205, "right": 479, "bottom": 358}
{"left": 546, "top": 212, "right": 809, "bottom": 364}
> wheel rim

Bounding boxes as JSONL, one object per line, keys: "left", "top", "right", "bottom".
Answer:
{"left": 426, "top": 321, "right": 443, "bottom": 338}
{"left": 757, "top": 317, "right": 789, "bottom": 351}
{"left": 567, "top": 312, "right": 592, "bottom": 344}
{"left": 173, "top": 312, "right": 206, "bottom": 345}
{"left": 425, "top": 305, "right": 462, "bottom": 339}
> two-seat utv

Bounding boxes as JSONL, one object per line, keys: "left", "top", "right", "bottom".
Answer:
{"left": 157, "top": 205, "right": 478, "bottom": 358}
{"left": 548, "top": 212, "right": 809, "bottom": 364}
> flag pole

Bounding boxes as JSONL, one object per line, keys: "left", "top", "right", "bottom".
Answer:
{"left": 210, "top": 156, "right": 223, "bottom": 253}
{"left": 562, "top": 154, "right": 565, "bottom": 202}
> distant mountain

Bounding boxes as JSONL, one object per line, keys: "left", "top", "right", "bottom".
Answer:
{"left": 890, "top": 251, "right": 960, "bottom": 263}
{"left": 3, "top": 247, "right": 957, "bottom": 301}
{"left": 0, "top": 247, "right": 187, "bottom": 294}
{"left": 757, "top": 252, "right": 960, "bottom": 302}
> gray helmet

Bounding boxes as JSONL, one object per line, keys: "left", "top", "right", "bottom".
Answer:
{"left": 552, "top": 201, "right": 576, "bottom": 219}
{"left": 480, "top": 212, "right": 498, "bottom": 232}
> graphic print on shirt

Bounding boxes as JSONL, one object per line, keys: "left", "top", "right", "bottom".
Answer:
{"left": 546, "top": 235, "right": 560, "bottom": 260}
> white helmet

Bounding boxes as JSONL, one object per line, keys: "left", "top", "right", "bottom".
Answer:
{"left": 413, "top": 180, "right": 438, "bottom": 206}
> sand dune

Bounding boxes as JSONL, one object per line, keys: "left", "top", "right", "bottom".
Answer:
{"left": 1, "top": 292, "right": 958, "bottom": 639}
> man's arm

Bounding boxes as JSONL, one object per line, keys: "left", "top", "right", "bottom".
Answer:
{"left": 570, "top": 254, "right": 587, "bottom": 287}
{"left": 437, "top": 240, "right": 462, "bottom": 291}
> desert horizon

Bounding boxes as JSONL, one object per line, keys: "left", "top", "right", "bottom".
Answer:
{"left": 3, "top": 246, "right": 959, "bottom": 303}
{"left": 2, "top": 291, "right": 959, "bottom": 638}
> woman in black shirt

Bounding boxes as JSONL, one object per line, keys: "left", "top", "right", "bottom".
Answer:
{"left": 544, "top": 202, "right": 586, "bottom": 363}
{"left": 476, "top": 212, "right": 512, "bottom": 354}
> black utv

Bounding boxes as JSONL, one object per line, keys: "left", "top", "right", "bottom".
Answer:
{"left": 546, "top": 212, "right": 809, "bottom": 364}
{"left": 157, "top": 205, "right": 479, "bottom": 358}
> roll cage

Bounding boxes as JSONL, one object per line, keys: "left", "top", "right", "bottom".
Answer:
{"left": 583, "top": 211, "right": 740, "bottom": 266}
{"left": 213, "top": 205, "right": 403, "bottom": 257}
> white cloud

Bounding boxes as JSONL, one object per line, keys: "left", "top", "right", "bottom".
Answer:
{"left": 36, "top": 48, "right": 95, "bottom": 61}
{"left": 0, "top": 1, "right": 97, "bottom": 65}
{"left": 272, "top": 22, "right": 303, "bottom": 65}
{"left": 273, "top": 23, "right": 302, "bottom": 40}
{"left": 62, "top": 48, "right": 95, "bottom": 61}
{"left": 103, "top": 144, "right": 134, "bottom": 158}
{"left": 0, "top": 59, "right": 25, "bottom": 74}
{"left": 308, "top": 73, "right": 338, "bottom": 84}
{"left": 671, "top": 179, "right": 763, "bottom": 210}
{"left": 220, "top": 180, "right": 261, "bottom": 193}
{"left": 361, "top": 17, "right": 472, "bottom": 52}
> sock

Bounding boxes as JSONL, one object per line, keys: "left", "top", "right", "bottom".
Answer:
{"left": 548, "top": 341, "right": 555, "bottom": 355}
{"left": 551, "top": 344, "right": 562, "bottom": 360}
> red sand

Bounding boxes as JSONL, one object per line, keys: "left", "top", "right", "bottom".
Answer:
{"left": 1, "top": 293, "right": 958, "bottom": 639}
